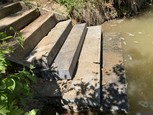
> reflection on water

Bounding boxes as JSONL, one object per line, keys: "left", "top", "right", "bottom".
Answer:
{"left": 102, "top": 6, "right": 153, "bottom": 114}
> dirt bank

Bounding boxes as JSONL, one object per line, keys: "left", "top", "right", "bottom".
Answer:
{"left": 2, "top": 0, "right": 153, "bottom": 25}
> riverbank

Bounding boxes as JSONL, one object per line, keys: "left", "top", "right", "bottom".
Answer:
{"left": 3, "top": 0, "right": 152, "bottom": 25}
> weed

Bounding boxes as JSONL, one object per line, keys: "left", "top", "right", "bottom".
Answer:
{"left": 0, "top": 31, "right": 38, "bottom": 115}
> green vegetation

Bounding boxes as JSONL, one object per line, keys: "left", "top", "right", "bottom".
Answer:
{"left": 0, "top": 31, "right": 37, "bottom": 115}
{"left": 22, "top": 0, "right": 33, "bottom": 8}
{"left": 56, "top": 0, "right": 85, "bottom": 14}
{"left": 55, "top": 0, "right": 153, "bottom": 24}
{"left": 56, "top": 0, "right": 104, "bottom": 24}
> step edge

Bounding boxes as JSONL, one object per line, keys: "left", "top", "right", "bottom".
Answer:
{"left": 0, "top": 8, "right": 40, "bottom": 32}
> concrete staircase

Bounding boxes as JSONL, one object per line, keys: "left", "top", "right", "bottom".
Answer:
{"left": 0, "top": 1, "right": 127, "bottom": 114}
{"left": 0, "top": 2, "right": 128, "bottom": 113}
{"left": 0, "top": 1, "right": 102, "bottom": 78}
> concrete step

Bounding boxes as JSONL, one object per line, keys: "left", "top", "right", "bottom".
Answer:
{"left": 32, "top": 26, "right": 102, "bottom": 112}
{"left": 102, "top": 31, "right": 128, "bottom": 113}
{"left": 0, "top": 8, "right": 40, "bottom": 33}
{"left": 8, "top": 13, "right": 57, "bottom": 64}
{"left": 26, "top": 20, "right": 73, "bottom": 67}
{"left": 62, "top": 26, "right": 102, "bottom": 108}
{"left": 0, "top": 2, "right": 22, "bottom": 19}
{"left": 52, "top": 23, "right": 87, "bottom": 79}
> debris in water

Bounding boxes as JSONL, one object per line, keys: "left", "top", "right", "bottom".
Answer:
{"left": 120, "top": 37, "right": 125, "bottom": 40}
{"left": 128, "top": 55, "right": 132, "bottom": 60}
{"left": 133, "top": 41, "right": 139, "bottom": 44}
{"left": 150, "top": 103, "right": 153, "bottom": 110}
{"left": 117, "top": 19, "right": 124, "bottom": 24}
{"left": 138, "top": 32, "right": 142, "bottom": 34}
{"left": 111, "top": 24, "right": 117, "bottom": 27}
{"left": 131, "top": 19, "right": 136, "bottom": 21}
{"left": 136, "top": 113, "right": 141, "bottom": 115}
{"left": 138, "top": 101, "right": 149, "bottom": 108}
{"left": 108, "top": 37, "right": 112, "bottom": 41}
{"left": 127, "top": 32, "right": 134, "bottom": 37}
{"left": 123, "top": 41, "right": 126, "bottom": 45}
{"left": 129, "top": 56, "right": 132, "bottom": 60}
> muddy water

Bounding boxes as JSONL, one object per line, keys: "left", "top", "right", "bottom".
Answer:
{"left": 102, "top": 7, "right": 153, "bottom": 114}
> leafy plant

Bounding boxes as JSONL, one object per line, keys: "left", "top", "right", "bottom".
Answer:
{"left": 9, "top": 27, "right": 24, "bottom": 48}
{"left": 22, "top": 0, "right": 33, "bottom": 9}
{"left": 0, "top": 32, "right": 13, "bottom": 74}
{"left": 24, "top": 109, "right": 39, "bottom": 115}
{"left": 0, "top": 29, "right": 24, "bottom": 74}
{"left": 56, "top": 0, "right": 85, "bottom": 13}
{"left": 0, "top": 69, "right": 36, "bottom": 115}
{"left": 0, "top": 31, "right": 37, "bottom": 115}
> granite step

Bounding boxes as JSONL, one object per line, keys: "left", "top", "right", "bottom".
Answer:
{"left": 26, "top": 19, "right": 73, "bottom": 67}
{"left": 62, "top": 26, "right": 102, "bottom": 108}
{"left": 0, "top": 8, "right": 40, "bottom": 33}
{"left": 7, "top": 13, "right": 57, "bottom": 65}
{"left": 0, "top": 2, "right": 22, "bottom": 19}
{"left": 52, "top": 23, "right": 87, "bottom": 79}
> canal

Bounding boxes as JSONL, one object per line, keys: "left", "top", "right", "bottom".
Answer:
{"left": 102, "top": 6, "right": 153, "bottom": 114}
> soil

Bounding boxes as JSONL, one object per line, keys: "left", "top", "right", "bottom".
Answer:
{"left": 28, "top": 0, "right": 68, "bottom": 16}
{"left": 23, "top": 0, "right": 108, "bottom": 25}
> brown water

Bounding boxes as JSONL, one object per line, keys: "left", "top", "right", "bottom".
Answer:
{"left": 102, "top": 7, "right": 153, "bottom": 115}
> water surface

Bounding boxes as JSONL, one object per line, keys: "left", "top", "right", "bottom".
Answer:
{"left": 102, "top": 7, "right": 153, "bottom": 114}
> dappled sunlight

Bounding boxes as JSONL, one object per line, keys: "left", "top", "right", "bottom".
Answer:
{"left": 102, "top": 63, "right": 128, "bottom": 114}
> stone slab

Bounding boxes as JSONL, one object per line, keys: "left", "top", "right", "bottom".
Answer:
{"left": 32, "top": 26, "right": 102, "bottom": 112}
{"left": 8, "top": 13, "right": 57, "bottom": 64}
{"left": 26, "top": 20, "right": 72, "bottom": 67}
{"left": 52, "top": 23, "right": 87, "bottom": 79}
{"left": 0, "top": 2, "right": 22, "bottom": 19}
{"left": 102, "top": 31, "right": 128, "bottom": 113}
{"left": 0, "top": 8, "right": 40, "bottom": 33}
{"left": 62, "top": 26, "right": 101, "bottom": 107}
